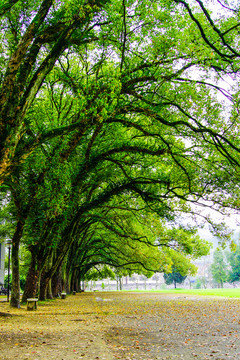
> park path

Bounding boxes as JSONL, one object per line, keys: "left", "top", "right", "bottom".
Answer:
{"left": 99, "top": 292, "right": 240, "bottom": 360}
{"left": 0, "top": 292, "right": 240, "bottom": 360}
{"left": 0, "top": 293, "right": 113, "bottom": 360}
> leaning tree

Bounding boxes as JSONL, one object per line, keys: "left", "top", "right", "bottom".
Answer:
{"left": 1, "top": 0, "right": 240, "bottom": 306}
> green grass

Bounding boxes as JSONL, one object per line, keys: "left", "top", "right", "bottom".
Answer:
{"left": 126, "top": 288, "right": 240, "bottom": 298}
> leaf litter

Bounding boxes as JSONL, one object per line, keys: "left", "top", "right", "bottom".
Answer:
{"left": 0, "top": 292, "right": 239, "bottom": 360}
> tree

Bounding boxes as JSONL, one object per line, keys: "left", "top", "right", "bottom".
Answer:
{"left": 0, "top": 0, "right": 110, "bottom": 185}
{"left": 226, "top": 243, "right": 240, "bottom": 284}
{"left": 1, "top": 0, "right": 240, "bottom": 307}
{"left": 0, "top": 0, "right": 239, "bottom": 185}
{"left": 194, "top": 276, "right": 208, "bottom": 289}
{"left": 210, "top": 249, "right": 228, "bottom": 288}
{"left": 164, "top": 269, "right": 187, "bottom": 289}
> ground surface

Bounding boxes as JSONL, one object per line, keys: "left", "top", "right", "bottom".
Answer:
{"left": 0, "top": 292, "right": 240, "bottom": 360}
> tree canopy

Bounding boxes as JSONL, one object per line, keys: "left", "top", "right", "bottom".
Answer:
{"left": 0, "top": 0, "right": 240, "bottom": 306}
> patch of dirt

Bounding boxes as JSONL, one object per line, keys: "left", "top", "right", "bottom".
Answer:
{"left": 0, "top": 292, "right": 239, "bottom": 360}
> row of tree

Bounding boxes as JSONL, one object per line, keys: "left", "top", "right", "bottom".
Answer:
{"left": 210, "top": 244, "right": 240, "bottom": 288}
{"left": 4, "top": 243, "right": 240, "bottom": 291}
{"left": 0, "top": 0, "right": 240, "bottom": 307}
{"left": 163, "top": 242, "right": 240, "bottom": 289}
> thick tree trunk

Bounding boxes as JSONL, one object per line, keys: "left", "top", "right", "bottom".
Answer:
{"left": 10, "top": 242, "right": 20, "bottom": 308}
{"left": 63, "top": 265, "right": 70, "bottom": 294}
{"left": 46, "top": 278, "right": 53, "bottom": 299}
{"left": 66, "top": 277, "right": 70, "bottom": 294}
{"left": 71, "top": 269, "right": 78, "bottom": 292}
{"left": 52, "top": 267, "right": 62, "bottom": 297}
{"left": 70, "top": 273, "right": 74, "bottom": 292}
{"left": 10, "top": 220, "right": 25, "bottom": 308}
{"left": 39, "top": 271, "right": 50, "bottom": 301}
{"left": 74, "top": 278, "right": 78, "bottom": 292}
{"left": 74, "top": 271, "right": 80, "bottom": 292}
{"left": 62, "top": 277, "right": 66, "bottom": 293}
{"left": 41, "top": 251, "right": 53, "bottom": 300}
{"left": 22, "top": 254, "right": 40, "bottom": 303}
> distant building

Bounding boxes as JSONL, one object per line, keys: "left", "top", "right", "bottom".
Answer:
{"left": 0, "top": 242, "right": 5, "bottom": 285}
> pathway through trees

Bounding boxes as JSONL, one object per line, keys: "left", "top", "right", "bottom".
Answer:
{"left": 0, "top": 292, "right": 239, "bottom": 359}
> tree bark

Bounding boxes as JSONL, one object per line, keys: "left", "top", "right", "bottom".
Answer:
{"left": 52, "top": 266, "right": 62, "bottom": 297}
{"left": 21, "top": 254, "right": 40, "bottom": 303}
{"left": 66, "top": 276, "right": 70, "bottom": 294}
{"left": 46, "top": 278, "right": 53, "bottom": 299}
{"left": 39, "top": 271, "right": 50, "bottom": 301}
{"left": 74, "top": 270, "right": 80, "bottom": 292}
{"left": 10, "top": 220, "right": 25, "bottom": 308}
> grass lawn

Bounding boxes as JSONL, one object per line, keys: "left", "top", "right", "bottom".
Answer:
{"left": 127, "top": 288, "right": 240, "bottom": 298}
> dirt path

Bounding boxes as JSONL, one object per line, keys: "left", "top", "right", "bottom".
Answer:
{"left": 100, "top": 292, "right": 240, "bottom": 360}
{"left": 0, "top": 292, "right": 240, "bottom": 360}
{"left": 0, "top": 293, "right": 112, "bottom": 360}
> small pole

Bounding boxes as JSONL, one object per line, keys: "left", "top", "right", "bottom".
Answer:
{"left": 6, "top": 240, "right": 11, "bottom": 302}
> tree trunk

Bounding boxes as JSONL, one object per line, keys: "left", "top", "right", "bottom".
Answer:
{"left": 64, "top": 266, "right": 70, "bottom": 294}
{"left": 62, "top": 271, "right": 67, "bottom": 293}
{"left": 41, "top": 251, "right": 53, "bottom": 300}
{"left": 10, "top": 220, "right": 25, "bottom": 308}
{"left": 75, "top": 271, "right": 80, "bottom": 292}
{"left": 71, "top": 269, "right": 78, "bottom": 292}
{"left": 66, "top": 276, "right": 70, "bottom": 294}
{"left": 119, "top": 277, "right": 123, "bottom": 291}
{"left": 70, "top": 273, "right": 74, "bottom": 292}
{"left": 52, "top": 267, "right": 62, "bottom": 297}
{"left": 39, "top": 271, "right": 50, "bottom": 301}
{"left": 22, "top": 254, "right": 39, "bottom": 303}
{"left": 10, "top": 241, "right": 20, "bottom": 308}
{"left": 46, "top": 278, "right": 53, "bottom": 299}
